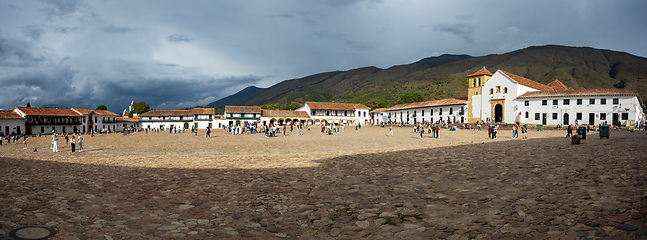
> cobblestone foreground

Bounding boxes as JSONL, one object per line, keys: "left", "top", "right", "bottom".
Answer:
{"left": 1, "top": 127, "right": 646, "bottom": 239}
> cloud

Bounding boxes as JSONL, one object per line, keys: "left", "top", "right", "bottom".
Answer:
{"left": 20, "top": 25, "right": 44, "bottom": 40}
{"left": 433, "top": 22, "right": 477, "bottom": 44}
{"left": 102, "top": 25, "right": 135, "bottom": 33}
{"left": 168, "top": 34, "right": 194, "bottom": 43}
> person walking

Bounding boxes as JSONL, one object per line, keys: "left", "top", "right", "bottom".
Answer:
{"left": 22, "top": 136, "right": 27, "bottom": 149}
{"left": 70, "top": 136, "right": 76, "bottom": 152}
{"left": 387, "top": 126, "right": 394, "bottom": 137}
{"left": 512, "top": 124, "right": 518, "bottom": 139}
{"left": 77, "top": 135, "right": 83, "bottom": 152}
{"left": 419, "top": 126, "right": 424, "bottom": 139}
{"left": 566, "top": 124, "right": 573, "bottom": 138}
{"left": 206, "top": 127, "right": 211, "bottom": 138}
{"left": 522, "top": 124, "right": 528, "bottom": 139}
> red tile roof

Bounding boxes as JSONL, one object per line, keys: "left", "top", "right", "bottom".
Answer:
{"left": 191, "top": 108, "right": 214, "bottom": 115}
{"left": 370, "top": 108, "right": 387, "bottom": 113}
{"left": 261, "top": 110, "right": 310, "bottom": 118}
{"left": 517, "top": 89, "right": 639, "bottom": 99}
{"left": 117, "top": 117, "right": 141, "bottom": 122}
{"left": 500, "top": 71, "right": 553, "bottom": 91}
{"left": 72, "top": 108, "right": 119, "bottom": 116}
{"left": 467, "top": 67, "right": 493, "bottom": 77}
{"left": 0, "top": 110, "right": 24, "bottom": 119}
{"left": 15, "top": 107, "right": 81, "bottom": 117}
{"left": 71, "top": 108, "right": 94, "bottom": 115}
{"left": 94, "top": 110, "right": 119, "bottom": 116}
{"left": 225, "top": 106, "right": 262, "bottom": 114}
{"left": 386, "top": 97, "right": 468, "bottom": 111}
{"left": 305, "top": 102, "right": 369, "bottom": 111}
{"left": 140, "top": 110, "right": 193, "bottom": 117}
{"left": 547, "top": 79, "right": 572, "bottom": 90}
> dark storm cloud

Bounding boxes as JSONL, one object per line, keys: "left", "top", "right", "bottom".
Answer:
{"left": 1, "top": 0, "right": 646, "bottom": 112}
{"left": 168, "top": 34, "right": 194, "bottom": 43}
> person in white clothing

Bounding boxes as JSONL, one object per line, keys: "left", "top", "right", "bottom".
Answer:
{"left": 52, "top": 136, "right": 59, "bottom": 152}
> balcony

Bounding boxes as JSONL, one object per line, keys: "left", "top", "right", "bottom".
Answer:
{"left": 102, "top": 119, "right": 118, "bottom": 123}
{"left": 194, "top": 117, "right": 213, "bottom": 121}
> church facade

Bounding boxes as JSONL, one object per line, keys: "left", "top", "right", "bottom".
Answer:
{"left": 467, "top": 67, "right": 644, "bottom": 126}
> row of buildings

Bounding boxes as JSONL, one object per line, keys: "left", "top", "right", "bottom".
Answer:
{"left": 369, "top": 68, "right": 644, "bottom": 127}
{"left": 0, "top": 107, "right": 141, "bottom": 136}
{"left": 2, "top": 68, "right": 644, "bottom": 136}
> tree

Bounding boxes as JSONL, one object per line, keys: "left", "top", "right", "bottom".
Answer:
{"left": 284, "top": 104, "right": 300, "bottom": 110}
{"left": 26, "top": 102, "right": 31, "bottom": 107}
{"left": 129, "top": 101, "right": 150, "bottom": 117}
{"left": 364, "top": 99, "right": 387, "bottom": 109}
{"left": 96, "top": 105, "right": 108, "bottom": 110}
{"left": 398, "top": 93, "right": 425, "bottom": 104}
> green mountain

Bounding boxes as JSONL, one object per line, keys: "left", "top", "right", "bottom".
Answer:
{"left": 208, "top": 45, "right": 647, "bottom": 108}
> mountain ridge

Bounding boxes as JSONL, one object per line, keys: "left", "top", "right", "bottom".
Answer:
{"left": 208, "top": 45, "right": 647, "bottom": 108}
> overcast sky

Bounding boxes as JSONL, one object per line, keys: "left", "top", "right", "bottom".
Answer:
{"left": 1, "top": 0, "right": 646, "bottom": 112}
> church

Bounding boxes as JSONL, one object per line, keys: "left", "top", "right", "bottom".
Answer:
{"left": 467, "top": 67, "right": 644, "bottom": 127}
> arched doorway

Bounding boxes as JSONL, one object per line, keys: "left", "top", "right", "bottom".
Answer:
{"left": 563, "top": 113, "right": 569, "bottom": 125}
{"left": 184, "top": 122, "right": 189, "bottom": 129}
{"left": 494, "top": 104, "right": 503, "bottom": 123}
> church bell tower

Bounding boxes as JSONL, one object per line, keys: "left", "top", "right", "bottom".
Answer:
{"left": 467, "top": 67, "right": 493, "bottom": 123}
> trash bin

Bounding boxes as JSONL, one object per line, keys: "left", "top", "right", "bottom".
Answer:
{"left": 577, "top": 127, "right": 586, "bottom": 140}
{"left": 537, "top": 124, "right": 543, "bottom": 131}
{"left": 599, "top": 125, "right": 610, "bottom": 139}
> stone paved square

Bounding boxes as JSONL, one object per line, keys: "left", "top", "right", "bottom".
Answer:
{"left": 1, "top": 127, "right": 645, "bottom": 239}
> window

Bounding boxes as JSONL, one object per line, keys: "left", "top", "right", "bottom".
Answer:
{"left": 478, "top": 79, "right": 481, "bottom": 86}
{"left": 535, "top": 113, "right": 540, "bottom": 120}
{"left": 622, "top": 113, "right": 628, "bottom": 120}
{"left": 542, "top": 100, "right": 547, "bottom": 106}
{"left": 552, "top": 113, "right": 558, "bottom": 119}
{"left": 563, "top": 99, "right": 570, "bottom": 105}
{"left": 553, "top": 100, "right": 558, "bottom": 105}
{"left": 503, "top": 87, "right": 508, "bottom": 94}
{"left": 590, "top": 99, "right": 595, "bottom": 104}
{"left": 439, "top": 108, "right": 443, "bottom": 115}
{"left": 600, "top": 113, "right": 606, "bottom": 120}
{"left": 449, "top": 108, "right": 453, "bottom": 114}
{"left": 576, "top": 113, "right": 582, "bottom": 120}
{"left": 613, "top": 98, "right": 619, "bottom": 105}
{"left": 577, "top": 99, "right": 582, "bottom": 105}
{"left": 422, "top": 110, "right": 424, "bottom": 116}
{"left": 601, "top": 99, "right": 606, "bottom": 105}
{"left": 473, "top": 79, "right": 476, "bottom": 87}
{"left": 524, "top": 101, "right": 529, "bottom": 106}
{"left": 430, "top": 109, "right": 433, "bottom": 115}
{"left": 525, "top": 111, "right": 529, "bottom": 118}
{"left": 496, "top": 86, "right": 501, "bottom": 93}
{"left": 490, "top": 89, "right": 494, "bottom": 95}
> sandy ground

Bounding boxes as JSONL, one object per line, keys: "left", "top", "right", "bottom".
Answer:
{"left": 0, "top": 126, "right": 645, "bottom": 239}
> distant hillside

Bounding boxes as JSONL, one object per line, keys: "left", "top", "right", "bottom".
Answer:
{"left": 209, "top": 86, "right": 265, "bottom": 106}
{"left": 208, "top": 45, "right": 647, "bottom": 107}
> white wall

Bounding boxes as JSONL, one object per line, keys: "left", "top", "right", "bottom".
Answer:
{"left": 0, "top": 119, "right": 26, "bottom": 135}
{"left": 518, "top": 95, "right": 643, "bottom": 126}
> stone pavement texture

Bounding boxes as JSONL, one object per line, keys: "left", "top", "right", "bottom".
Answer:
{"left": 0, "top": 127, "right": 645, "bottom": 239}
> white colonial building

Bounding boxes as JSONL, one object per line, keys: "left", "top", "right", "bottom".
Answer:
{"left": 13, "top": 107, "right": 83, "bottom": 135}
{"left": 140, "top": 108, "right": 219, "bottom": 130}
{"left": 467, "top": 67, "right": 644, "bottom": 126}
{"left": 297, "top": 101, "right": 370, "bottom": 125}
{"left": 71, "top": 108, "right": 120, "bottom": 133}
{"left": 369, "top": 108, "right": 387, "bottom": 125}
{"left": 384, "top": 98, "right": 468, "bottom": 125}
{"left": 517, "top": 89, "right": 644, "bottom": 126}
{"left": 0, "top": 110, "right": 26, "bottom": 136}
